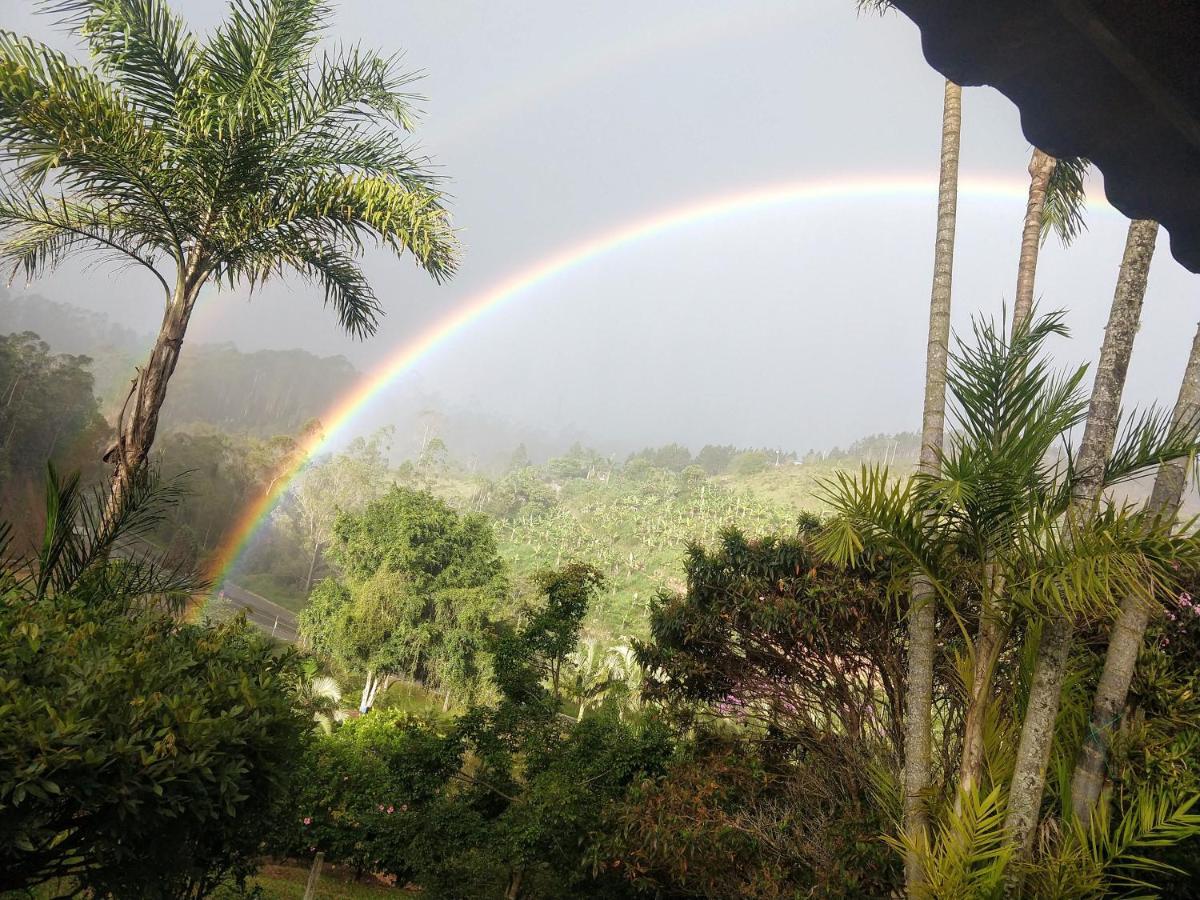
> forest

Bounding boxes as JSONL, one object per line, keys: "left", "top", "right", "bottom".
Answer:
{"left": 3, "top": 1, "right": 1200, "bottom": 899}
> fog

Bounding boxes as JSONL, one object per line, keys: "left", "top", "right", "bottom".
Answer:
{"left": 3, "top": 0, "right": 1197, "bottom": 457}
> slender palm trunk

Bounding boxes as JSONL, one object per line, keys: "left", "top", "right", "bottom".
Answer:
{"left": 957, "top": 150, "right": 1055, "bottom": 802}
{"left": 957, "top": 565, "right": 1006, "bottom": 800}
{"left": 1004, "top": 219, "right": 1157, "bottom": 870}
{"left": 1012, "top": 149, "right": 1056, "bottom": 332}
{"left": 1072, "top": 292, "right": 1195, "bottom": 825}
{"left": 903, "top": 78, "right": 961, "bottom": 895}
{"left": 107, "top": 265, "right": 204, "bottom": 508}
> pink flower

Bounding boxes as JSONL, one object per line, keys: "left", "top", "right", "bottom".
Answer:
{"left": 378, "top": 804, "right": 385, "bottom": 811}
{"left": 303, "top": 817, "right": 312, "bottom": 826}
{"left": 387, "top": 805, "right": 395, "bottom": 814}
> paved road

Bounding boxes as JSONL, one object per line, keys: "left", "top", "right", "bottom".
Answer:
{"left": 215, "top": 581, "right": 299, "bottom": 643}
{"left": 110, "top": 535, "right": 300, "bottom": 642}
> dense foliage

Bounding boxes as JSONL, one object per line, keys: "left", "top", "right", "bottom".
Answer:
{"left": 0, "top": 471, "right": 309, "bottom": 897}
{"left": 640, "top": 525, "right": 912, "bottom": 753}
{"left": 300, "top": 486, "right": 510, "bottom": 708}
{"left": 283, "top": 562, "right": 671, "bottom": 899}
{"left": 604, "top": 735, "right": 900, "bottom": 898}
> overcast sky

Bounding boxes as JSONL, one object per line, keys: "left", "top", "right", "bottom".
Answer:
{"left": 2, "top": 0, "right": 1197, "bottom": 456}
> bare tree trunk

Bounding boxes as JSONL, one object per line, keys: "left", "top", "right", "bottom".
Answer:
{"left": 505, "top": 868, "right": 523, "bottom": 900}
{"left": 903, "top": 78, "right": 961, "bottom": 896}
{"left": 304, "top": 539, "right": 323, "bottom": 595}
{"left": 359, "top": 670, "right": 376, "bottom": 714}
{"left": 1072, "top": 288, "right": 1194, "bottom": 825}
{"left": 1012, "top": 149, "right": 1056, "bottom": 332}
{"left": 1004, "top": 218, "right": 1156, "bottom": 874}
{"left": 107, "top": 267, "right": 204, "bottom": 509}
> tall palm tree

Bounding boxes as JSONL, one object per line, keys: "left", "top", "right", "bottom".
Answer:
{"left": 852, "top": 11, "right": 963, "bottom": 890}
{"left": 1003, "top": 218, "right": 1160, "bottom": 868}
{"left": 956, "top": 154, "right": 1091, "bottom": 809}
{"left": 0, "top": 0, "right": 458, "bottom": 505}
{"left": 902, "top": 75, "right": 962, "bottom": 894}
{"left": 1071, "top": 307, "right": 1200, "bottom": 825}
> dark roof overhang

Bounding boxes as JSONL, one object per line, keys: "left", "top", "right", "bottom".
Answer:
{"left": 891, "top": 0, "right": 1200, "bottom": 273}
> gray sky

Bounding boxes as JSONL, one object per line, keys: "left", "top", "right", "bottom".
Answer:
{"left": 2, "top": 0, "right": 1197, "bottom": 456}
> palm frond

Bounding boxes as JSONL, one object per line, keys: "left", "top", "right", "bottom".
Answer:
{"left": 1102, "top": 405, "right": 1200, "bottom": 488}
{"left": 43, "top": 0, "right": 199, "bottom": 125}
{"left": 31, "top": 463, "right": 192, "bottom": 601}
{"left": 1063, "top": 791, "right": 1200, "bottom": 895}
{"left": 0, "top": 188, "right": 171, "bottom": 293}
{"left": 890, "top": 785, "right": 1013, "bottom": 900}
{"left": 283, "top": 241, "right": 381, "bottom": 338}
{"left": 1042, "top": 156, "right": 1090, "bottom": 247}
{"left": 202, "top": 0, "right": 330, "bottom": 124}
{"left": 815, "top": 464, "right": 948, "bottom": 594}
{"left": 219, "top": 172, "right": 458, "bottom": 285}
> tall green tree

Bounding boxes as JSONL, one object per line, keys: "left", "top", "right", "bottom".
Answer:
{"left": 955, "top": 156, "right": 1091, "bottom": 808}
{"left": 856, "top": 13, "right": 969, "bottom": 893}
{"left": 300, "top": 486, "right": 508, "bottom": 712}
{"left": 0, "top": 0, "right": 458, "bottom": 505}
{"left": 276, "top": 429, "right": 391, "bottom": 594}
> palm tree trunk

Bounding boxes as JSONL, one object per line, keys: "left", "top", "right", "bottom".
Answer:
{"left": 957, "top": 565, "right": 1006, "bottom": 800}
{"left": 1071, "top": 289, "right": 1194, "bottom": 826}
{"left": 1004, "top": 218, "right": 1157, "bottom": 869}
{"left": 961, "top": 147, "right": 1057, "bottom": 808}
{"left": 903, "top": 77, "right": 961, "bottom": 896}
{"left": 107, "top": 267, "right": 204, "bottom": 508}
{"left": 1012, "top": 149, "right": 1057, "bottom": 332}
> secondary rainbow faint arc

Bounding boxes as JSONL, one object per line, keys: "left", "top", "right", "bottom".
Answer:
{"left": 205, "top": 173, "right": 1110, "bottom": 590}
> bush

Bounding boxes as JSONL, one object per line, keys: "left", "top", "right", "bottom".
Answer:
{"left": 0, "top": 469, "right": 309, "bottom": 898}
{"left": 0, "top": 594, "right": 308, "bottom": 897}
{"left": 602, "top": 735, "right": 900, "bottom": 899}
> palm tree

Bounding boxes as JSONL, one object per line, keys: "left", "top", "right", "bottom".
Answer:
{"left": 902, "top": 77, "right": 962, "bottom": 893}
{"left": 1071, "top": 312, "right": 1200, "bottom": 825}
{"left": 1012, "top": 149, "right": 1056, "bottom": 331}
{"left": 853, "top": 9, "right": 963, "bottom": 889}
{"left": 1003, "top": 218, "right": 1161, "bottom": 868}
{"left": 0, "top": 0, "right": 458, "bottom": 505}
{"left": 1012, "top": 153, "right": 1091, "bottom": 332}
{"left": 818, "top": 308, "right": 1200, "bottom": 887}
{"left": 955, "top": 155, "right": 1090, "bottom": 813}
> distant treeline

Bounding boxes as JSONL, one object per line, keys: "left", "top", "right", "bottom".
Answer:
{"left": 0, "top": 293, "right": 359, "bottom": 437}
{"left": 621, "top": 432, "right": 921, "bottom": 476}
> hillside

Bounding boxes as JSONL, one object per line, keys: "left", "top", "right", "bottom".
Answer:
{"left": 380, "top": 455, "right": 904, "bottom": 640}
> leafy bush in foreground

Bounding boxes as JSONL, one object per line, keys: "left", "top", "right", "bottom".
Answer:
{"left": 0, "top": 470, "right": 308, "bottom": 897}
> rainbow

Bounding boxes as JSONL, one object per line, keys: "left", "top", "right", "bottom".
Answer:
{"left": 205, "top": 173, "right": 1113, "bottom": 590}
